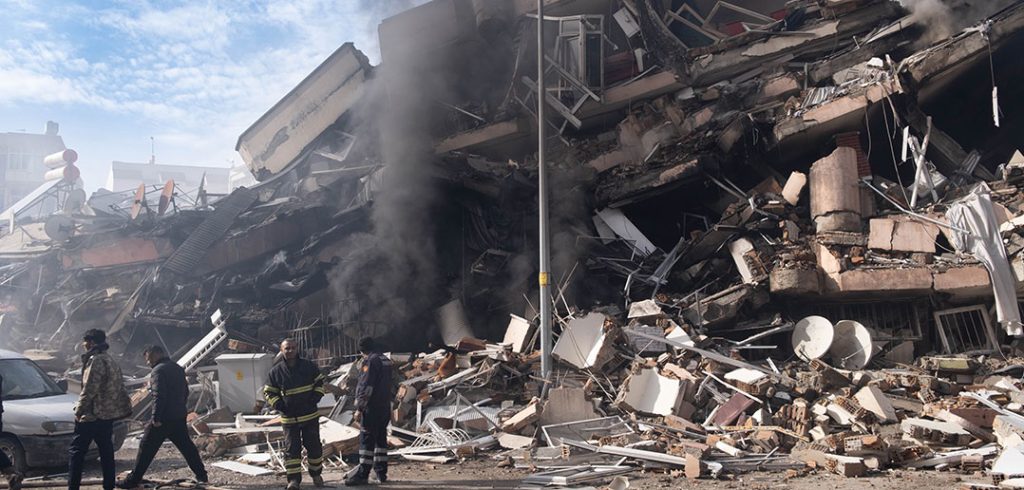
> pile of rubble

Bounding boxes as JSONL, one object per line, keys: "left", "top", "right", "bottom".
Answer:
{"left": 185, "top": 305, "right": 1024, "bottom": 487}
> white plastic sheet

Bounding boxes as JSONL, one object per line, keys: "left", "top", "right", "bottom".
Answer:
{"left": 946, "top": 183, "right": 1023, "bottom": 336}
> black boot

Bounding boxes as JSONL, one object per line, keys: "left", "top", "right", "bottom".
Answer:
{"left": 343, "top": 471, "right": 368, "bottom": 486}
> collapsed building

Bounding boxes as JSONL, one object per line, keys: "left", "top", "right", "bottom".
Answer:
{"left": 2, "top": 0, "right": 1024, "bottom": 484}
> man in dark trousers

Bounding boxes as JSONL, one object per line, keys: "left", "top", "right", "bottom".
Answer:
{"left": 344, "top": 337, "right": 393, "bottom": 486}
{"left": 264, "top": 339, "right": 326, "bottom": 489}
{"left": 116, "top": 345, "right": 208, "bottom": 489}
{"left": 0, "top": 375, "right": 24, "bottom": 489}
{"left": 70, "top": 329, "right": 132, "bottom": 490}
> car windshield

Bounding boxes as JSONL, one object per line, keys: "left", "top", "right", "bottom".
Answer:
{"left": 0, "top": 359, "right": 64, "bottom": 400}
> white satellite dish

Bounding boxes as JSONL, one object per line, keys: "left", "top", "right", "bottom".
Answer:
{"left": 829, "top": 320, "right": 874, "bottom": 370}
{"left": 791, "top": 315, "right": 834, "bottom": 362}
{"left": 44, "top": 215, "right": 75, "bottom": 241}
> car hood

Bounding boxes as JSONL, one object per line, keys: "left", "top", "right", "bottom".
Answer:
{"left": 4, "top": 393, "right": 78, "bottom": 435}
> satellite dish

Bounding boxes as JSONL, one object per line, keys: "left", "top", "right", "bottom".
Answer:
{"left": 64, "top": 189, "right": 87, "bottom": 214}
{"left": 791, "top": 315, "right": 834, "bottom": 362}
{"left": 829, "top": 320, "right": 874, "bottom": 370}
{"left": 44, "top": 215, "right": 75, "bottom": 241}
{"left": 158, "top": 179, "right": 174, "bottom": 216}
{"left": 130, "top": 183, "right": 146, "bottom": 220}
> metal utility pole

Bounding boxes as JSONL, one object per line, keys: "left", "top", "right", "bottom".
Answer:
{"left": 537, "top": 0, "right": 553, "bottom": 381}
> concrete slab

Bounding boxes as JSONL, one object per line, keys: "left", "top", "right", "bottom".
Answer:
{"left": 614, "top": 368, "right": 682, "bottom": 416}
{"left": 540, "top": 387, "right": 599, "bottom": 426}
{"left": 933, "top": 265, "right": 992, "bottom": 298}
{"left": 552, "top": 312, "right": 609, "bottom": 370}
{"left": 854, "top": 385, "right": 898, "bottom": 424}
{"left": 867, "top": 217, "right": 939, "bottom": 253}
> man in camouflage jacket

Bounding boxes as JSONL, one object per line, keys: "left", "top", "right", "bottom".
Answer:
{"left": 69, "top": 329, "right": 131, "bottom": 490}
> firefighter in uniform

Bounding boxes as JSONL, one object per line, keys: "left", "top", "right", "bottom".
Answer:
{"left": 344, "top": 337, "right": 393, "bottom": 486}
{"left": 264, "top": 340, "right": 326, "bottom": 489}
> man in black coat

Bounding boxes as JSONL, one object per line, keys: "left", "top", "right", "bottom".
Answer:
{"left": 0, "top": 375, "right": 23, "bottom": 489}
{"left": 344, "top": 337, "right": 393, "bottom": 486}
{"left": 116, "top": 345, "right": 208, "bottom": 489}
{"left": 264, "top": 339, "right": 325, "bottom": 489}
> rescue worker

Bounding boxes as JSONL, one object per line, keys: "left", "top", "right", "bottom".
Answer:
{"left": 117, "top": 345, "right": 208, "bottom": 489}
{"left": 264, "top": 339, "right": 326, "bottom": 489}
{"left": 0, "top": 374, "right": 24, "bottom": 490}
{"left": 69, "top": 329, "right": 132, "bottom": 490}
{"left": 344, "top": 337, "right": 393, "bottom": 486}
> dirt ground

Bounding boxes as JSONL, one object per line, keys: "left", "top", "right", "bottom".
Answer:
{"left": 40, "top": 442, "right": 977, "bottom": 489}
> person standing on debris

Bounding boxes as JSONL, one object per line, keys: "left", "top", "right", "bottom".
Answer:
{"left": 264, "top": 339, "right": 326, "bottom": 489}
{"left": 0, "top": 374, "right": 24, "bottom": 490}
{"left": 117, "top": 345, "right": 208, "bottom": 489}
{"left": 344, "top": 337, "right": 394, "bottom": 486}
{"left": 69, "top": 329, "right": 132, "bottom": 490}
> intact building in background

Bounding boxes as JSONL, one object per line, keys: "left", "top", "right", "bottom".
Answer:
{"left": 105, "top": 161, "right": 230, "bottom": 195}
{"left": 228, "top": 161, "right": 258, "bottom": 191}
{"left": 0, "top": 121, "right": 66, "bottom": 209}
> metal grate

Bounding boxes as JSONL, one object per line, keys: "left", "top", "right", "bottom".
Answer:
{"left": 163, "top": 187, "right": 257, "bottom": 275}
{"left": 934, "top": 305, "right": 998, "bottom": 354}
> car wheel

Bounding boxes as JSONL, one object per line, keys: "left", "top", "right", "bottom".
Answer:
{"left": 0, "top": 437, "right": 26, "bottom": 473}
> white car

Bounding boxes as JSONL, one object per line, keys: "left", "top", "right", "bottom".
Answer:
{"left": 0, "top": 349, "right": 127, "bottom": 471}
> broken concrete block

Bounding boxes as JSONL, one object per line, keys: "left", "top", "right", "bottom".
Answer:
{"left": 867, "top": 217, "right": 939, "bottom": 253}
{"left": 770, "top": 268, "right": 821, "bottom": 296}
{"left": 501, "top": 399, "right": 541, "bottom": 433}
{"left": 552, "top": 312, "right": 610, "bottom": 370}
{"left": 854, "top": 385, "right": 898, "bottom": 424}
{"left": 627, "top": 299, "right": 663, "bottom": 319}
{"left": 902, "top": 417, "right": 972, "bottom": 446}
{"left": 496, "top": 432, "right": 534, "bottom": 450}
{"left": 539, "top": 387, "right": 598, "bottom": 426}
{"left": 991, "top": 445, "right": 1024, "bottom": 481}
{"left": 502, "top": 314, "right": 533, "bottom": 353}
{"left": 782, "top": 171, "right": 807, "bottom": 206}
{"left": 994, "top": 416, "right": 1024, "bottom": 448}
{"left": 826, "top": 403, "right": 857, "bottom": 426}
{"left": 793, "top": 448, "right": 867, "bottom": 477}
{"left": 810, "top": 147, "right": 862, "bottom": 233}
{"left": 933, "top": 265, "right": 992, "bottom": 298}
{"left": 728, "top": 238, "right": 759, "bottom": 284}
{"left": 614, "top": 367, "right": 681, "bottom": 416}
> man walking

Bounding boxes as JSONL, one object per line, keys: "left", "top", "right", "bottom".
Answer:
{"left": 264, "top": 339, "right": 326, "bottom": 489}
{"left": 0, "top": 374, "right": 23, "bottom": 489}
{"left": 117, "top": 345, "right": 208, "bottom": 489}
{"left": 70, "top": 329, "right": 132, "bottom": 490}
{"left": 344, "top": 337, "right": 393, "bottom": 486}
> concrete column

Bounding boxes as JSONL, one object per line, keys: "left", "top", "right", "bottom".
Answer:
{"left": 810, "top": 147, "right": 862, "bottom": 233}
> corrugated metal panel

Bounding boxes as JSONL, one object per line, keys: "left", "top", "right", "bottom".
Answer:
{"left": 162, "top": 188, "right": 258, "bottom": 276}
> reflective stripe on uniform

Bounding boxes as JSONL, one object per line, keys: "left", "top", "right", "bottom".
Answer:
{"left": 281, "top": 384, "right": 315, "bottom": 396}
{"left": 280, "top": 412, "right": 320, "bottom": 425}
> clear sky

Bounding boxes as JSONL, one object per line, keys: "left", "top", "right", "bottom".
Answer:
{"left": 0, "top": 0, "right": 422, "bottom": 191}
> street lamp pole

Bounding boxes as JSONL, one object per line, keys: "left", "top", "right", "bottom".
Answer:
{"left": 536, "top": 0, "right": 553, "bottom": 381}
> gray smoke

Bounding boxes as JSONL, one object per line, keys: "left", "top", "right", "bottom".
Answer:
{"left": 899, "top": 0, "right": 1016, "bottom": 46}
{"left": 326, "top": 2, "right": 456, "bottom": 348}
